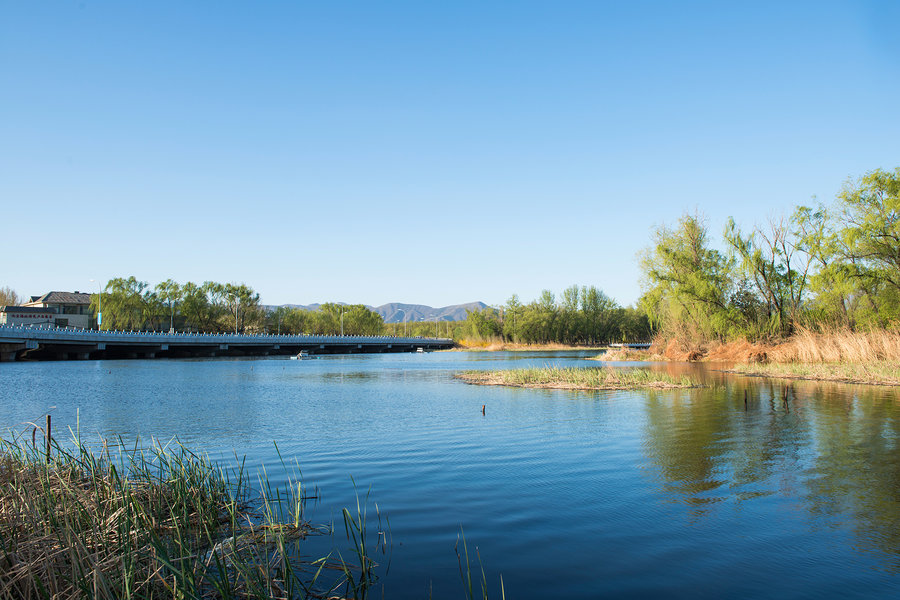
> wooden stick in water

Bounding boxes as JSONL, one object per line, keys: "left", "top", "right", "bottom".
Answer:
{"left": 45, "top": 414, "right": 51, "bottom": 462}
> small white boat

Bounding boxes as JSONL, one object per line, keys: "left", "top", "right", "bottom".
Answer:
{"left": 416, "top": 347, "right": 424, "bottom": 353}
{"left": 290, "top": 350, "right": 311, "bottom": 360}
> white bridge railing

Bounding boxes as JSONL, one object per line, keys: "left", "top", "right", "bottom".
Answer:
{"left": 0, "top": 325, "right": 452, "bottom": 347}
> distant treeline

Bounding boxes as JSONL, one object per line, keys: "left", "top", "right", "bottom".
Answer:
{"left": 87, "top": 278, "right": 648, "bottom": 344}
{"left": 640, "top": 167, "right": 900, "bottom": 347}
{"left": 91, "top": 278, "right": 384, "bottom": 335}
{"left": 455, "top": 286, "right": 651, "bottom": 345}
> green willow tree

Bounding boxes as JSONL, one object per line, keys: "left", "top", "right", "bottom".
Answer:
{"left": 202, "top": 282, "right": 229, "bottom": 331}
{"left": 465, "top": 306, "right": 502, "bottom": 339}
{"left": 790, "top": 168, "right": 900, "bottom": 329}
{"left": 180, "top": 282, "right": 212, "bottom": 332}
{"left": 223, "top": 283, "right": 261, "bottom": 334}
{"left": 89, "top": 277, "right": 266, "bottom": 333}
{"left": 793, "top": 205, "right": 860, "bottom": 327}
{"left": 339, "top": 304, "right": 385, "bottom": 335}
{"left": 155, "top": 279, "right": 183, "bottom": 333}
{"left": 462, "top": 286, "right": 648, "bottom": 345}
{"left": 724, "top": 215, "right": 811, "bottom": 336}
{"left": 95, "top": 277, "right": 149, "bottom": 330}
{"left": 640, "top": 213, "right": 738, "bottom": 345}
{"left": 282, "top": 307, "right": 309, "bottom": 334}
{"left": 641, "top": 167, "right": 900, "bottom": 342}
{"left": 830, "top": 168, "right": 900, "bottom": 327}
{"left": 502, "top": 294, "right": 523, "bottom": 342}
{"left": 266, "top": 306, "right": 305, "bottom": 334}
{"left": 307, "top": 303, "right": 384, "bottom": 336}
{"left": 580, "top": 285, "right": 619, "bottom": 344}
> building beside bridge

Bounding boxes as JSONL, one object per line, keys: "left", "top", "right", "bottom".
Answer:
{"left": 0, "top": 305, "right": 58, "bottom": 327}
{"left": 18, "top": 291, "right": 95, "bottom": 329}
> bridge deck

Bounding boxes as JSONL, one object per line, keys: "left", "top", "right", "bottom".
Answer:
{"left": 0, "top": 325, "right": 454, "bottom": 361}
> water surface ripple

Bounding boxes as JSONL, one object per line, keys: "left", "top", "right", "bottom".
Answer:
{"left": 2, "top": 351, "right": 899, "bottom": 598}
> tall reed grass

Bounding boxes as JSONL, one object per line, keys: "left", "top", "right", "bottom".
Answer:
{"left": 770, "top": 327, "right": 900, "bottom": 363}
{"left": 455, "top": 528, "right": 504, "bottom": 600}
{"left": 721, "top": 328, "right": 900, "bottom": 385}
{"left": 0, "top": 431, "right": 375, "bottom": 599}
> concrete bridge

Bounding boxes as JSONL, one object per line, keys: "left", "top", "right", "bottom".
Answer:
{"left": 0, "top": 325, "right": 455, "bottom": 361}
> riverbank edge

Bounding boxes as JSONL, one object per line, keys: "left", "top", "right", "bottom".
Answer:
{"left": 445, "top": 342, "right": 606, "bottom": 352}
{"left": 721, "top": 362, "right": 900, "bottom": 386}
{"left": 589, "top": 334, "right": 900, "bottom": 386}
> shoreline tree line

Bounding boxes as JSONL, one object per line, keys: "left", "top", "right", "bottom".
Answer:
{"left": 640, "top": 167, "right": 900, "bottom": 348}
{"left": 86, "top": 278, "right": 385, "bottom": 336}
{"left": 78, "top": 278, "right": 650, "bottom": 345}
{"left": 457, "top": 286, "right": 651, "bottom": 345}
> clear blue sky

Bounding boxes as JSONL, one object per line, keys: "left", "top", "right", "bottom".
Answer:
{"left": 2, "top": 1, "right": 898, "bottom": 308}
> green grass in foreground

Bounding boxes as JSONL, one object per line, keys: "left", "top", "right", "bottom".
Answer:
{"left": 728, "top": 361, "right": 900, "bottom": 386}
{"left": 0, "top": 434, "right": 382, "bottom": 600}
{"left": 457, "top": 366, "right": 697, "bottom": 390}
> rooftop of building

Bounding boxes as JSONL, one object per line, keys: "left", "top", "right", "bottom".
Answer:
{"left": 25, "top": 291, "right": 92, "bottom": 306}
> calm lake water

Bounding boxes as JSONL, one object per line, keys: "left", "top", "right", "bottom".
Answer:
{"left": 2, "top": 351, "right": 899, "bottom": 598}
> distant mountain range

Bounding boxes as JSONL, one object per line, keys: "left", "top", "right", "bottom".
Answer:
{"left": 274, "top": 301, "right": 488, "bottom": 323}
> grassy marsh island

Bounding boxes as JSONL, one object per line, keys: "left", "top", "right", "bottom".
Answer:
{"left": 456, "top": 366, "right": 697, "bottom": 391}
{"left": 0, "top": 435, "right": 380, "bottom": 600}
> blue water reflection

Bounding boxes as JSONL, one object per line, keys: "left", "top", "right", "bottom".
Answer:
{"left": 2, "top": 351, "right": 899, "bottom": 598}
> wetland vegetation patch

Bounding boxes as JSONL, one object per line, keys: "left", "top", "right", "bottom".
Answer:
{"left": 725, "top": 361, "right": 900, "bottom": 386}
{"left": 456, "top": 366, "right": 698, "bottom": 390}
{"left": 0, "top": 434, "right": 379, "bottom": 599}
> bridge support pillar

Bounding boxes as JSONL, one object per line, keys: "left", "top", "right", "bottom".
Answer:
{"left": 0, "top": 343, "right": 24, "bottom": 362}
{"left": 76, "top": 352, "right": 90, "bottom": 360}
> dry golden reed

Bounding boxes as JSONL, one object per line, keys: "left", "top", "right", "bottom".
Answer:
{"left": 649, "top": 326, "right": 900, "bottom": 366}
{"left": 769, "top": 327, "right": 900, "bottom": 363}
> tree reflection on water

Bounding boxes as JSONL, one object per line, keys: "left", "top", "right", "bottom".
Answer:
{"left": 640, "top": 375, "right": 900, "bottom": 571}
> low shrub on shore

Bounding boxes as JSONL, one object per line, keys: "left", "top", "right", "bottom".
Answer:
{"left": 0, "top": 434, "right": 375, "bottom": 599}
{"left": 457, "top": 366, "right": 696, "bottom": 390}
